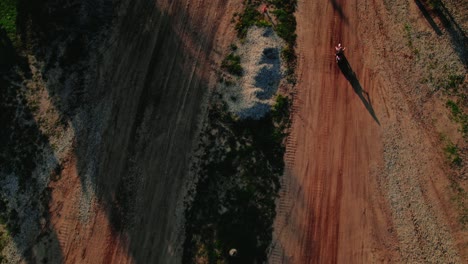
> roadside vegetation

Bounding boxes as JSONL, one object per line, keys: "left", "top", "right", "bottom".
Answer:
{"left": 234, "top": 3, "right": 268, "bottom": 38}
{"left": 446, "top": 99, "right": 468, "bottom": 138}
{"left": 183, "top": 95, "right": 290, "bottom": 263}
{"left": 222, "top": 53, "right": 243, "bottom": 76}
{"left": 0, "top": 0, "right": 18, "bottom": 71}
{"left": 0, "top": 0, "right": 17, "bottom": 40}
{"left": 401, "top": 3, "right": 468, "bottom": 229}
{"left": 233, "top": 0, "right": 298, "bottom": 82}
{"left": 184, "top": 1, "right": 297, "bottom": 263}
{"left": 443, "top": 134, "right": 468, "bottom": 229}
{"left": 439, "top": 73, "right": 467, "bottom": 228}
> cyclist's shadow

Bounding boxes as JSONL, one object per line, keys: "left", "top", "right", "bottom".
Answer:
{"left": 337, "top": 55, "right": 380, "bottom": 125}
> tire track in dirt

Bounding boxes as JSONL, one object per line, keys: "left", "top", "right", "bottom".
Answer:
{"left": 297, "top": 2, "right": 345, "bottom": 263}
{"left": 270, "top": 0, "right": 396, "bottom": 263}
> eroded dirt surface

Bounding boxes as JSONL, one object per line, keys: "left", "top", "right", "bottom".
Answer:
{"left": 5, "top": 0, "right": 466, "bottom": 263}
{"left": 35, "top": 0, "right": 240, "bottom": 263}
{"left": 270, "top": 0, "right": 466, "bottom": 263}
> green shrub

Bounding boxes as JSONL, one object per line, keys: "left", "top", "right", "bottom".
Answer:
{"left": 271, "top": 94, "right": 290, "bottom": 121}
{"left": 446, "top": 99, "right": 468, "bottom": 138}
{"left": 444, "top": 141, "right": 462, "bottom": 167}
{"left": 270, "top": 1, "right": 297, "bottom": 81}
{"left": 0, "top": 0, "right": 17, "bottom": 40}
{"left": 222, "top": 53, "right": 243, "bottom": 76}
{"left": 425, "top": 0, "right": 441, "bottom": 9}
{"left": 444, "top": 74, "right": 464, "bottom": 91}
{"left": 235, "top": 4, "right": 262, "bottom": 38}
{"left": 281, "top": 45, "right": 296, "bottom": 62}
{"left": 255, "top": 19, "right": 271, "bottom": 27}
{"left": 272, "top": 9, "right": 297, "bottom": 44}
{"left": 404, "top": 23, "right": 413, "bottom": 47}
{"left": 270, "top": 0, "right": 297, "bottom": 12}
{"left": 230, "top": 43, "right": 238, "bottom": 51}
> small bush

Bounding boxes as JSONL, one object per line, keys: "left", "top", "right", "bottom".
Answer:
{"left": 272, "top": 9, "right": 297, "bottom": 44}
{"left": 230, "top": 43, "right": 238, "bottom": 51}
{"left": 271, "top": 94, "right": 290, "bottom": 122}
{"left": 270, "top": 0, "right": 297, "bottom": 12}
{"left": 235, "top": 4, "right": 262, "bottom": 38}
{"left": 270, "top": 2, "right": 297, "bottom": 81}
{"left": 255, "top": 19, "right": 271, "bottom": 27}
{"left": 446, "top": 99, "right": 468, "bottom": 138}
{"left": 222, "top": 53, "right": 243, "bottom": 76}
{"left": 404, "top": 23, "right": 413, "bottom": 47}
{"left": 0, "top": 0, "right": 17, "bottom": 40}
{"left": 444, "top": 141, "right": 462, "bottom": 167}
{"left": 444, "top": 74, "right": 464, "bottom": 91}
{"left": 446, "top": 100, "right": 461, "bottom": 117}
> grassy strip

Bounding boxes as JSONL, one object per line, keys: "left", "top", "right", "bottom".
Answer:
{"left": 442, "top": 72, "right": 467, "bottom": 138}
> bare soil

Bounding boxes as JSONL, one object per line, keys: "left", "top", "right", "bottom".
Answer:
{"left": 4, "top": 0, "right": 466, "bottom": 263}
{"left": 270, "top": 0, "right": 466, "bottom": 263}
{"left": 28, "top": 0, "right": 241, "bottom": 263}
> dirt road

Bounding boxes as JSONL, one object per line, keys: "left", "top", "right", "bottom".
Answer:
{"left": 39, "top": 0, "right": 240, "bottom": 263}
{"left": 270, "top": 0, "right": 464, "bottom": 263}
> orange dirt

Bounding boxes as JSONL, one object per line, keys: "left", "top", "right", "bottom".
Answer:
{"left": 39, "top": 0, "right": 240, "bottom": 263}
{"left": 47, "top": 154, "right": 132, "bottom": 263}
{"left": 31, "top": 0, "right": 466, "bottom": 263}
{"left": 270, "top": 0, "right": 465, "bottom": 263}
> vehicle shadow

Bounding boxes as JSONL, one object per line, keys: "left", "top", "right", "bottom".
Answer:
{"left": 337, "top": 55, "right": 380, "bottom": 125}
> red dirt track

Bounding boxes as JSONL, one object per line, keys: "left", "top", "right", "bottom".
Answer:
{"left": 270, "top": 0, "right": 468, "bottom": 262}
{"left": 270, "top": 0, "right": 397, "bottom": 263}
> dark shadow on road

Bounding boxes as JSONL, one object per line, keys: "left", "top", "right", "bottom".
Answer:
{"left": 337, "top": 55, "right": 380, "bottom": 125}
{"left": 330, "top": 0, "right": 349, "bottom": 25}
{"left": 414, "top": 0, "right": 443, "bottom": 35}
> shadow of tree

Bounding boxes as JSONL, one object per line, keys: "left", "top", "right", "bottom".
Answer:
{"left": 435, "top": 1, "right": 468, "bottom": 66}
{"left": 14, "top": 0, "right": 236, "bottom": 263}
{"left": 414, "top": 0, "right": 443, "bottom": 35}
{"left": 255, "top": 47, "right": 282, "bottom": 100}
{"left": 414, "top": 0, "right": 467, "bottom": 66}
{"left": 0, "top": 72, "right": 64, "bottom": 262}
